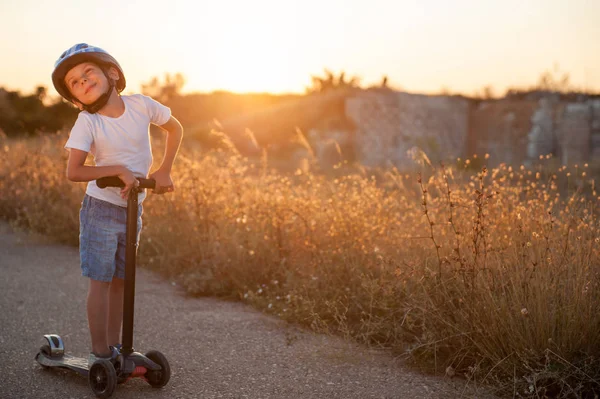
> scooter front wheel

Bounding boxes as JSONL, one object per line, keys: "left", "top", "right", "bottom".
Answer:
{"left": 144, "top": 350, "right": 170, "bottom": 388}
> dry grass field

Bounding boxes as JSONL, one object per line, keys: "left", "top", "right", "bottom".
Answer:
{"left": 1, "top": 130, "right": 598, "bottom": 398}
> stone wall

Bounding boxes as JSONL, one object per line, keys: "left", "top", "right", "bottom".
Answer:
{"left": 526, "top": 98, "right": 557, "bottom": 165}
{"left": 346, "top": 90, "right": 470, "bottom": 168}
{"left": 468, "top": 99, "right": 538, "bottom": 166}
{"left": 345, "top": 90, "right": 600, "bottom": 169}
{"left": 592, "top": 100, "right": 600, "bottom": 160}
{"left": 556, "top": 103, "right": 591, "bottom": 166}
{"left": 524, "top": 98, "right": 600, "bottom": 167}
{"left": 212, "top": 88, "right": 600, "bottom": 170}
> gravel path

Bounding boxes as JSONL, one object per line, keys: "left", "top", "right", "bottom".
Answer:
{"left": 0, "top": 222, "right": 496, "bottom": 399}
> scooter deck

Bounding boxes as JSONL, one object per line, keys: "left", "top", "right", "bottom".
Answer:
{"left": 36, "top": 352, "right": 90, "bottom": 376}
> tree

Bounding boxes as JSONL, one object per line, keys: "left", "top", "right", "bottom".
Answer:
{"left": 381, "top": 75, "right": 388, "bottom": 88}
{"left": 535, "top": 64, "right": 572, "bottom": 92}
{"left": 504, "top": 64, "right": 583, "bottom": 99}
{"left": 141, "top": 73, "right": 186, "bottom": 103}
{"left": 307, "top": 69, "right": 361, "bottom": 93}
{"left": 473, "top": 85, "right": 495, "bottom": 100}
{"left": 0, "top": 86, "right": 78, "bottom": 136}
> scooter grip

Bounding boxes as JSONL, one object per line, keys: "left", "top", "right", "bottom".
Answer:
{"left": 97, "top": 176, "right": 156, "bottom": 189}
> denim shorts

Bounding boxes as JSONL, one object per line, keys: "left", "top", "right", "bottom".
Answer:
{"left": 79, "top": 194, "right": 143, "bottom": 282}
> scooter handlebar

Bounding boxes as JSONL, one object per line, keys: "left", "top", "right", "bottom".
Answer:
{"left": 96, "top": 176, "right": 156, "bottom": 189}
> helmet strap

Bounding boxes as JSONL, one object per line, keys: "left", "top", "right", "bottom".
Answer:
{"left": 77, "top": 69, "right": 116, "bottom": 114}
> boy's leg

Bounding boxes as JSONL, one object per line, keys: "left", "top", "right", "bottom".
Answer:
{"left": 107, "top": 277, "right": 125, "bottom": 347}
{"left": 87, "top": 279, "right": 112, "bottom": 357}
{"left": 80, "top": 195, "right": 125, "bottom": 357}
{"left": 108, "top": 202, "right": 142, "bottom": 348}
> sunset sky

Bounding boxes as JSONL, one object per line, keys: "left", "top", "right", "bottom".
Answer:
{"left": 1, "top": 0, "right": 598, "bottom": 98}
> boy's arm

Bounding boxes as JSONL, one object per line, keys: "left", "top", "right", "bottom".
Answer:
{"left": 149, "top": 116, "right": 183, "bottom": 194}
{"left": 67, "top": 149, "right": 139, "bottom": 199}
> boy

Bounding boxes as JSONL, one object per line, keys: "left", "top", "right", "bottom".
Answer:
{"left": 51, "top": 43, "right": 183, "bottom": 365}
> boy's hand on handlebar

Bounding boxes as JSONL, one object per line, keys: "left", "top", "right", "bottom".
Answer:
{"left": 149, "top": 169, "right": 174, "bottom": 195}
{"left": 117, "top": 169, "right": 139, "bottom": 199}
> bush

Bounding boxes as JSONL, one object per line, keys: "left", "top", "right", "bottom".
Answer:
{"left": 0, "top": 87, "right": 78, "bottom": 136}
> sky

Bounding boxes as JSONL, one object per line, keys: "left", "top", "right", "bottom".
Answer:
{"left": 1, "top": 0, "right": 599, "bottom": 98}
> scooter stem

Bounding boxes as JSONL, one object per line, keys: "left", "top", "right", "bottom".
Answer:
{"left": 121, "top": 187, "right": 139, "bottom": 355}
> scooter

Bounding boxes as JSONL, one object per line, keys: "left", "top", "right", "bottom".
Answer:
{"left": 35, "top": 176, "right": 170, "bottom": 398}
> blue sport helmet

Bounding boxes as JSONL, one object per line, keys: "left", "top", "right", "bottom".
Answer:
{"left": 52, "top": 43, "right": 126, "bottom": 114}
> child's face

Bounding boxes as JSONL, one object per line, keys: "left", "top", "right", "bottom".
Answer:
{"left": 64, "top": 62, "right": 115, "bottom": 106}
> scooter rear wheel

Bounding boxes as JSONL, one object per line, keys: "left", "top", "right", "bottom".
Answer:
{"left": 89, "top": 359, "right": 117, "bottom": 398}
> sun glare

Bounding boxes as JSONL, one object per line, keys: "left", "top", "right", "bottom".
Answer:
{"left": 179, "top": 1, "right": 308, "bottom": 94}
{"left": 200, "top": 43, "right": 300, "bottom": 94}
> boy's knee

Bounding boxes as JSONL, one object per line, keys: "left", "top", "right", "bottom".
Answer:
{"left": 110, "top": 277, "right": 125, "bottom": 287}
{"left": 89, "top": 279, "right": 111, "bottom": 292}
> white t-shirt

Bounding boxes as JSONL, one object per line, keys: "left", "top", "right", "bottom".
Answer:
{"left": 65, "top": 94, "right": 171, "bottom": 207}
